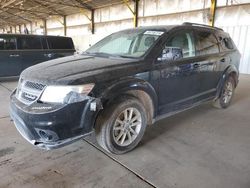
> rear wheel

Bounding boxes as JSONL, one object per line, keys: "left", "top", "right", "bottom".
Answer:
{"left": 213, "top": 76, "right": 235, "bottom": 109}
{"left": 95, "top": 96, "right": 147, "bottom": 154}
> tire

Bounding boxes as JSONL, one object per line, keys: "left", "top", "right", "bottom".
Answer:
{"left": 213, "top": 76, "right": 235, "bottom": 109}
{"left": 95, "top": 96, "right": 147, "bottom": 154}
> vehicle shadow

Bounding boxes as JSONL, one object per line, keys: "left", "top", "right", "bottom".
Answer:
{"left": 233, "top": 89, "right": 250, "bottom": 103}
{"left": 138, "top": 102, "right": 217, "bottom": 147}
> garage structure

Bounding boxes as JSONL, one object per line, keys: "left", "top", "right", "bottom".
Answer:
{"left": 0, "top": 0, "right": 250, "bottom": 74}
{"left": 0, "top": 0, "right": 250, "bottom": 188}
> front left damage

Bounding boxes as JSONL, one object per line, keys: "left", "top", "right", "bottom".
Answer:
{"left": 10, "top": 83, "right": 103, "bottom": 150}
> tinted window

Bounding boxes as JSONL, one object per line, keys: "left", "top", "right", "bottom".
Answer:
{"left": 0, "top": 37, "right": 16, "bottom": 50}
{"left": 41, "top": 37, "right": 48, "bottom": 49}
{"left": 197, "top": 31, "right": 219, "bottom": 55}
{"left": 165, "top": 31, "right": 195, "bottom": 58}
{"left": 19, "top": 37, "right": 42, "bottom": 49}
{"left": 222, "top": 38, "right": 234, "bottom": 50}
{"left": 47, "top": 37, "right": 73, "bottom": 49}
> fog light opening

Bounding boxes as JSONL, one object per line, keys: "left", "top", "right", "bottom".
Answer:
{"left": 39, "top": 130, "right": 53, "bottom": 141}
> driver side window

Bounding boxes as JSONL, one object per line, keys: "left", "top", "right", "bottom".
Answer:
{"left": 159, "top": 31, "right": 195, "bottom": 62}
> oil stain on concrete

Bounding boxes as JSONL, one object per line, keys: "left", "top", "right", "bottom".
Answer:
{"left": 0, "top": 147, "right": 15, "bottom": 158}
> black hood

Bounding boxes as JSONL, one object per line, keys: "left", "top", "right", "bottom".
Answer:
{"left": 21, "top": 54, "right": 144, "bottom": 85}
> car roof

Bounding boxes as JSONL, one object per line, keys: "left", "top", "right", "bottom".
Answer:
{"left": 121, "top": 25, "right": 177, "bottom": 32}
{"left": 0, "top": 33, "right": 71, "bottom": 38}
{"left": 121, "top": 23, "right": 224, "bottom": 33}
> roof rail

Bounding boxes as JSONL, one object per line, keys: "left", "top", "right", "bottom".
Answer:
{"left": 182, "top": 22, "right": 223, "bottom": 31}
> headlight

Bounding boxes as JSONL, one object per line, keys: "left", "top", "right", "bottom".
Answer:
{"left": 40, "top": 84, "right": 94, "bottom": 103}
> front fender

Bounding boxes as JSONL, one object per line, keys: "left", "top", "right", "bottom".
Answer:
{"left": 98, "top": 77, "right": 158, "bottom": 117}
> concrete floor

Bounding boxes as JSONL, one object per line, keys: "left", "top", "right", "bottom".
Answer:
{"left": 0, "top": 75, "right": 250, "bottom": 188}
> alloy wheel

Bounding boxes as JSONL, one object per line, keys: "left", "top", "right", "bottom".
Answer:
{"left": 112, "top": 107, "right": 142, "bottom": 146}
{"left": 222, "top": 81, "right": 233, "bottom": 104}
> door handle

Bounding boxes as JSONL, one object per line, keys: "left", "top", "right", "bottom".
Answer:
{"left": 220, "top": 58, "right": 225, "bottom": 62}
{"left": 44, "top": 53, "right": 53, "bottom": 58}
{"left": 9, "top": 54, "right": 19, "bottom": 57}
{"left": 193, "top": 63, "right": 199, "bottom": 68}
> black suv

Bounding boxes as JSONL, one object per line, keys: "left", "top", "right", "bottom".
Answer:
{"left": 10, "top": 23, "right": 241, "bottom": 154}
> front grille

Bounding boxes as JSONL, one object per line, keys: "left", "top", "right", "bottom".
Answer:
{"left": 25, "top": 81, "right": 45, "bottom": 91}
{"left": 16, "top": 79, "right": 46, "bottom": 105}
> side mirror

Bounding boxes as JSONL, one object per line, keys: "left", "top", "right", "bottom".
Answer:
{"left": 157, "top": 47, "right": 183, "bottom": 62}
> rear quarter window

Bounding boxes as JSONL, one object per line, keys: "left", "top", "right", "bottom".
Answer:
{"left": 18, "top": 37, "right": 42, "bottom": 50}
{"left": 222, "top": 37, "right": 234, "bottom": 50}
{"left": 47, "top": 37, "right": 74, "bottom": 50}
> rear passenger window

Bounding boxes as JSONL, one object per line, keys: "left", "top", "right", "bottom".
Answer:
{"left": 19, "top": 37, "right": 42, "bottom": 49}
{"left": 47, "top": 38, "right": 73, "bottom": 49}
{"left": 0, "top": 37, "right": 16, "bottom": 50}
{"left": 197, "top": 31, "right": 219, "bottom": 55}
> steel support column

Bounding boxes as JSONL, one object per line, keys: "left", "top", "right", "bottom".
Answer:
{"left": 43, "top": 19, "right": 47, "bottom": 35}
{"left": 134, "top": 0, "right": 139, "bottom": 27}
{"left": 63, "top": 15, "right": 67, "bottom": 36}
{"left": 91, "top": 9, "right": 95, "bottom": 34}
{"left": 30, "top": 22, "right": 33, "bottom": 34}
{"left": 209, "top": 0, "right": 217, "bottom": 27}
{"left": 123, "top": 0, "right": 140, "bottom": 27}
{"left": 79, "top": 8, "right": 94, "bottom": 34}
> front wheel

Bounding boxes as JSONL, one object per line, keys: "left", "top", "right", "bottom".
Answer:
{"left": 95, "top": 96, "right": 147, "bottom": 154}
{"left": 213, "top": 76, "right": 235, "bottom": 109}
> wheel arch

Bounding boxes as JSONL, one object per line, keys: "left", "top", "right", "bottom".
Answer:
{"left": 216, "top": 65, "right": 239, "bottom": 98}
{"left": 99, "top": 78, "right": 158, "bottom": 126}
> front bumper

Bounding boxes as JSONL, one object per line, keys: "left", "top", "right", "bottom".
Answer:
{"left": 9, "top": 90, "right": 99, "bottom": 150}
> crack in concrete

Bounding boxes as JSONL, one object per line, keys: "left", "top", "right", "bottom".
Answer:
{"left": 0, "top": 83, "right": 13, "bottom": 92}
{"left": 84, "top": 138, "right": 159, "bottom": 188}
{"left": 0, "top": 116, "right": 10, "bottom": 120}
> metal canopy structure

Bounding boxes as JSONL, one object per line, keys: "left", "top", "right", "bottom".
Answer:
{"left": 0, "top": 0, "right": 220, "bottom": 34}
{"left": 0, "top": 0, "right": 125, "bottom": 27}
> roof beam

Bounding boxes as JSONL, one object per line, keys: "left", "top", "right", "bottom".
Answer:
{"left": 0, "top": 17, "right": 17, "bottom": 26}
{"left": 28, "top": 0, "right": 65, "bottom": 16}
{"left": 35, "top": 0, "right": 90, "bottom": 10}
{"left": 1, "top": 9, "right": 32, "bottom": 22}
{"left": 1, "top": 0, "right": 18, "bottom": 8}
{"left": 74, "top": 0, "right": 92, "bottom": 10}
{"left": 5, "top": 7, "right": 60, "bottom": 16}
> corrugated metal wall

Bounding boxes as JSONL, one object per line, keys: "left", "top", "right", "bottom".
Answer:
{"left": 222, "top": 25, "right": 250, "bottom": 74}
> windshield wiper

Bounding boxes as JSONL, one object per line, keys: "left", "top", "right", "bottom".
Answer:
{"left": 113, "top": 54, "right": 133, "bottom": 58}
{"left": 83, "top": 52, "right": 135, "bottom": 58}
{"left": 83, "top": 52, "right": 112, "bottom": 57}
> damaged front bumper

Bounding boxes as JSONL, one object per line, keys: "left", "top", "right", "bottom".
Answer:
{"left": 9, "top": 90, "right": 101, "bottom": 150}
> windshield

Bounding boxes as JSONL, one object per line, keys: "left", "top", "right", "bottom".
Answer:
{"left": 85, "top": 29, "right": 164, "bottom": 58}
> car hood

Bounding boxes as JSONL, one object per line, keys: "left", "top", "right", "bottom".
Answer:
{"left": 21, "top": 54, "right": 143, "bottom": 85}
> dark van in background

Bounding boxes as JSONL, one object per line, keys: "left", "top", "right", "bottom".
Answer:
{"left": 0, "top": 34, "right": 75, "bottom": 77}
